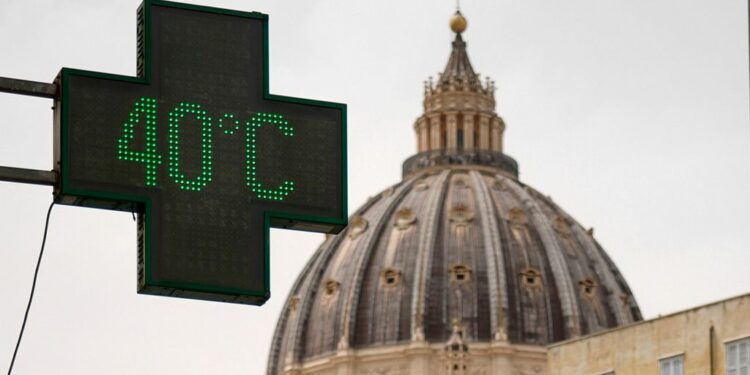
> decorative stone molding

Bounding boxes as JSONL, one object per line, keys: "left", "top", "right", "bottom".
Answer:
{"left": 579, "top": 279, "right": 597, "bottom": 299}
{"left": 508, "top": 208, "right": 528, "bottom": 226}
{"left": 492, "top": 176, "right": 505, "bottom": 191}
{"left": 449, "top": 205, "right": 474, "bottom": 226}
{"left": 520, "top": 268, "right": 542, "bottom": 289}
{"left": 395, "top": 208, "right": 417, "bottom": 230}
{"left": 362, "top": 365, "right": 408, "bottom": 375}
{"left": 453, "top": 175, "right": 469, "bottom": 189}
{"left": 553, "top": 216, "right": 571, "bottom": 237}
{"left": 450, "top": 264, "right": 473, "bottom": 283}
{"left": 414, "top": 179, "right": 429, "bottom": 191}
{"left": 337, "top": 334, "right": 350, "bottom": 350}
{"left": 278, "top": 335, "right": 548, "bottom": 375}
{"left": 412, "top": 325, "right": 426, "bottom": 342}
{"left": 289, "top": 295, "right": 300, "bottom": 312}
{"left": 381, "top": 268, "right": 402, "bottom": 287}
{"left": 348, "top": 215, "right": 369, "bottom": 239}
{"left": 323, "top": 279, "right": 341, "bottom": 298}
{"left": 402, "top": 150, "right": 519, "bottom": 178}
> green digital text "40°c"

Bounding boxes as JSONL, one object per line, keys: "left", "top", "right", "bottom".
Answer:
{"left": 116, "top": 96, "right": 295, "bottom": 201}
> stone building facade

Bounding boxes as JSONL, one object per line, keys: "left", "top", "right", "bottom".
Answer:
{"left": 547, "top": 293, "right": 750, "bottom": 375}
{"left": 266, "top": 11, "right": 642, "bottom": 375}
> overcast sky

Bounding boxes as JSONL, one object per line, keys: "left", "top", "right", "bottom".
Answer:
{"left": 1, "top": 0, "right": 748, "bottom": 374}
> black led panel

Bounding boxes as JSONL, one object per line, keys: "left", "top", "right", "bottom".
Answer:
{"left": 53, "top": 0, "right": 347, "bottom": 305}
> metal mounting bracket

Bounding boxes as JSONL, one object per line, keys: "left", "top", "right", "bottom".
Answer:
{"left": 0, "top": 76, "right": 58, "bottom": 187}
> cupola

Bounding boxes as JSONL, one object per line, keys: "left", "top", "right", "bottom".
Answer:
{"left": 404, "top": 11, "right": 517, "bottom": 179}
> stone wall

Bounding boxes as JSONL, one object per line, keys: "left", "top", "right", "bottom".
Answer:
{"left": 547, "top": 293, "right": 750, "bottom": 375}
{"left": 282, "top": 341, "right": 547, "bottom": 375}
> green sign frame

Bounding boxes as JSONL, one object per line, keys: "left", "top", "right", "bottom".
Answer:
{"left": 53, "top": 0, "right": 347, "bottom": 305}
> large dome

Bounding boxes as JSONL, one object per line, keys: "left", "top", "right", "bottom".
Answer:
{"left": 267, "top": 13, "right": 641, "bottom": 375}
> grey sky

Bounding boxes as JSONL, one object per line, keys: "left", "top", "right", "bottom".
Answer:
{"left": 1, "top": 0, "right": 748, "bottom": 373}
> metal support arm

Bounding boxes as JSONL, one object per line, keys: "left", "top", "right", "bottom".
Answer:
{"left": 0, "top": 166, "right": 57, "bottom": 186}
{"left": 0, "top": 76, "right": 57, "bottom": 98}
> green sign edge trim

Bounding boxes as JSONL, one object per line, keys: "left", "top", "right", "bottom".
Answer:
{"left": 56, "top": 0, "right": 348, "bottom": 304}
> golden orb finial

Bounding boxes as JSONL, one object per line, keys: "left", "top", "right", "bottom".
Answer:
{"left": 450, "top": 11, "right": 467, "bottom": 34}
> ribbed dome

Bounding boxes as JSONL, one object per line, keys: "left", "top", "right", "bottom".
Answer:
{"left": 267, "top": 12, "right": 642, "bottom": 375}
{"left": 267, "top": 170, "right": 642, "bottom": 374}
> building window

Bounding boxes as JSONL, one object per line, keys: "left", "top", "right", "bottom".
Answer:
{"left": 659, "top": 355, "right": 684, "bottom": 375}
{"left": 727, "top": 337, "right": 750, "bottom": 375}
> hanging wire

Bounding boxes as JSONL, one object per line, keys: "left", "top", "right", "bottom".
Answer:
{"left": 7, "top": 201, "right": 55, "bottom": 375}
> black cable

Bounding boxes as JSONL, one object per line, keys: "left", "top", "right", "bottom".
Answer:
{"left": 7, "top": 202, "right": 54, "bottom": 375}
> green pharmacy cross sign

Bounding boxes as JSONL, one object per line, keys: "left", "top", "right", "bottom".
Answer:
{"left": 53, "top": 0, "right": 347, "bottom": 305}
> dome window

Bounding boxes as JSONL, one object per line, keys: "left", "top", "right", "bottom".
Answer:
{"left": 449, "top": 205, "right": 473, "bottom": 226}
{"left": 414, "top": 179, "right": 429, "bottom": 191}
{"left": 453, "top": 175, "right": 469, "bottom": 189}
{"left": 381, "top": 268, "right": 401, "bottom": 287}
{"left": 348, "top": 215, "right": 368, "bottom": 239}
{"left": 507, "top": 207, "right": 528, "bottom": 225}
{"left": 553, "top": 216, "right": 571, "bottom": 236}
{"left": 322, "top": 279, "right": 340, "bottom": 297}
{"left": 492, "top": 175, "right": 506, "bottom": 191}
{"left": 450, "top": 264, "right": 472, "bottom": 283}
{"left": 579, "top": 278, "right": 597, "bottom": 298}
{"left": 289, "top": 296, "right": 300, "bottom": 312}
{"left": 520, "top": 268, "right": 542, "bottom": 288}
{"left": 395, "top": 208, "right": 417, "bottom": 230}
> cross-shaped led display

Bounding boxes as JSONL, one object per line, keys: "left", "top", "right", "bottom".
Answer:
{"left": 53, "top": 0, "right": 347, "bottom": 305}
